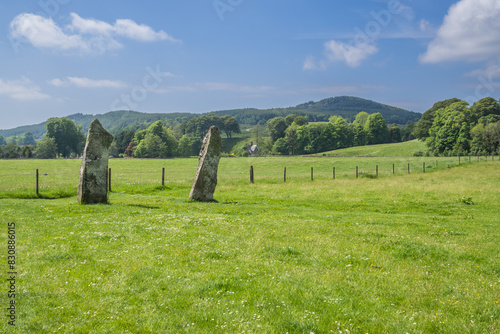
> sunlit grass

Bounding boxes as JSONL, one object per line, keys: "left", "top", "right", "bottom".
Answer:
{"left": 0, "top": 157, "right": 498, "bottom": 333}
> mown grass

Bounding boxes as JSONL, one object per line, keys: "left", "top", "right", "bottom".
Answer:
{"left": 321, "top": 139, "right": 429, "bottom": 157}
{"left": 0, "top": 156, "right": 499, "bottom": 333}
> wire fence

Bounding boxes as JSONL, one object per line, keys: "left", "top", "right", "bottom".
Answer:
{"left": 0, "top": 155, "right": 498, "bottom": 198}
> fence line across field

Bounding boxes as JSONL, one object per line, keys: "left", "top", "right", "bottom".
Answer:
{"left": 1, "top": 155, "right": 497, "bottom": 196}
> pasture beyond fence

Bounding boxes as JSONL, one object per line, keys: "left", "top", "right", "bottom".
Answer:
{"left": 0, "top": 155, "right": 498, "bottom": 199}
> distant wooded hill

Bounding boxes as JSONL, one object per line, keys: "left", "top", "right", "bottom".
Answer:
{"left": 0, "top": 96, "right": 421, "bottom": 138}
{"left": 214, "top": 96, "right": 421, "bottom": 125}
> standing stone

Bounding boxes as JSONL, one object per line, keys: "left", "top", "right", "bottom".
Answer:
{"left": 78, "top": 119, "right": 113, "bottom": 204}
{"left": 189, "top": 126, "right": 222, "bottom": 202}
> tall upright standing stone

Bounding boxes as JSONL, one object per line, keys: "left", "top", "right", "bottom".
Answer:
{"left": 189, "top": 126, "right": 222, "bottom": 202}
{"left": 78, "top": 119, "right": 113, "bottom": 204}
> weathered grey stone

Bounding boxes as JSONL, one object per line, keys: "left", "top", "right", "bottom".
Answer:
{"left": 189, "top": 126, "right": 222, "bottom": 202}
{"left": 78, "top": 119, "right": 113, "bottom": 204}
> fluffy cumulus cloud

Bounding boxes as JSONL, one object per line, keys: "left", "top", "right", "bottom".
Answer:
{"left": 10, "top": 12, "right": 177, "bottom": 54}
{"left": 420, "top": 0, "right": 500, "bottom": 63}
{"left": 0, "top": 77, "right": 49, "bottom": 100}
{"left": 49, "top": 77, "right": 126, "bottom": 89}
{"left": 303, "top": 40, "right": 378, "bottom": 70}
{"left": 324, "top": 40, "right": 378, "bottom": 68}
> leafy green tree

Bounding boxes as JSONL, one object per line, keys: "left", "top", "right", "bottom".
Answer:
{"left": 484, "top": 122, "right": 500, "bottom": 154}
{"left": 478, "top": 114, "right": 500, "bottom": 126}
{"left": 2, "top": 143, "right": 19, "bottom": 158}
{"left": 266, "top": 117, "right": 287, "bottom": 143}
{"left": 353, "top": 111, "right": 370, "bottom": 126}
{"left": 221, "top": 115, "right": 241, "bottom": 138}
{"left": 319, "top": 122, "right": 337, "bottom": 152}
{"left": 426, "top": 101, "right": 471, "bottom": 155}
{"left": 133, "top": 121, "right": 179, "bottom": 158}
{"left": 292, "top": 116, "right": 308, "bottom": 126}
{"left": 401, "top": 123, "right": 416, "bottom": 142}
{"left": 251, "top": 124, "right": 265, "bottom": 146}
{"left": 177, "top": 135, "right": 202, "bottom": 157}
{"left": 272, "top": 138, "right": 289, "bottom": 155}
{"left": 296, "top": 124, "right": 323, "bottom": 154}
{"left": 331, "top": 117, "right": 351, "bottom": 148}
{"left": 22, "top": 146, "right": 34, "bottom": 158}
{"left": 0, "top": 135, "right": 6, "bottom": 146}
{"left": 365, "top": 113, "right": 390, "bottom": 145}
{"left": 114, "top": 129, "right": 135, "bottom": 154}
{"left": 414, "top": 98, "right": 461, "bottom": 140}
{"left": 133, "top": 129, "right": 147, "bottom": 144}
{"left": 20, "top": 132, "right": 36, "bottom": 145}
{"left": 350, "top": 123, "right": 367, "bottom": 146}
{"left": 181, "top": 114, "right": 224, "bottom": 138}
{"left": 45, "top": 117, "right": 85, "bottom": 157}
{"left": 470, "top": 121, "right": 500, "bottom": 154}
{"left": 124, "top": 141, "right": 137, "bottom": 157}
{"left": 35, "top": 137, "right": 58, "bottom": 159}
{"left": 284, "top": 124, "right": 299, "bottom": 155}
{"left": 389, "top": 124, "right": 402, "bottom": 143}
{"left": 284, "top": 114, "right": 297, "bottom": 126}
{"left": 134, "top": 134, "right": 167, "bottom": 158}
{"left": 470, "top": 97, "right": 500, "bottom": 123}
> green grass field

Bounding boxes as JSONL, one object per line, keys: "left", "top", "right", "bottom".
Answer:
{"left": 0, "top": 151, "right": 499, "bottom": 333}
{"left": 320, "top": 140, "right": 429, "bottom": 157}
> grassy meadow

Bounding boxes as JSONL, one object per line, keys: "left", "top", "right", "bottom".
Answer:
{"left": 0, "top": 146, "right": 499, "bottom": 333}
{"left": 319, "top": 140, "right": 429, "bottom": 157}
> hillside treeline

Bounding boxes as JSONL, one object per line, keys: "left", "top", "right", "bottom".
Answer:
{"left": 0, "top": 96, "right": 421, "bottom": 139}
{"left": 0, "top": 114, "right": 240, "bottom": 159}
{"left": 215, "top": 96, "right": 421, "bottom": 126}
{"left": 414, "top": 97, "right": 500, "bottom": 155}
{"left": 260, "top": 112, "right": 413, "bottom": 156}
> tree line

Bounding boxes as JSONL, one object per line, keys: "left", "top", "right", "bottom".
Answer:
{"left": 0, "top": 114, "right": 241, "bottom": 159}
{"left": 413, "top": 97, "right": 500, "bottom": 155}
{"left": 3, "top": 96, "right": 499, "bottom": 159}
{"left": 259, "top": 112, "right": 414, "bottom": 155}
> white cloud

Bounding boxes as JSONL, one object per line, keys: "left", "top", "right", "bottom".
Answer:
{"left": 324, "top": 40, "right": 378, "bottom": 68}
{"left": 465, "top": 63, "right": 500, "bottom": 80}
{"left": 420, "top": 0, "right": 500, "bottom": 63}
{"left": 0, "top": 77, "right": 49, "bottom": 100}
{"left": 305, "top": 40, "right": 378, "bottom": 70}
{"left": 9, "top": 12, "right": 178, "bottom": 54}
{"left": 49, "top": 77, "right": 127, "bottom": 88}
{"left": 10, "top": 13, "right": 87, "bottom": 51}
{"left": 69, "top": 13, "right": 177, "bottom": 42}
{"left": 419, "top": 19, "right": 433, "bottom": 33}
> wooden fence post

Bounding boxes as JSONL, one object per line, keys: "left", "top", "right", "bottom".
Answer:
{"left": 423, "top": 162, "right": 425, "bottom": 173}
{"left": 376, "top": 165, "right": 378, "bottom": 178}
{"left": 311, "top": 167, "right": 314, "bottom": 181}
{"left": 356, "top": 166, "right": 358, "bottom": 179}
{"left": 284, "top": 167, "right": 286, "bottom": 183}
{"left": 458, "top": 155, "right": 461, "bottom": 165}
{"left": 162, "top": 168, "right": 165, "bottom": 186}
{"left": 408, "top": 163, "right": 410, "bottom": 174}
{"left": 333, "top": 167, "right": 336, "bottom": 180}
{"left": 392, "top": 164, "right": 395, "bottom": 175}
{"left": 108, "top": 168, "right": 112, "bottom": 192}
{"left": 250, "top": 166, "right": 254, "bottom": 184}
{"left": 469, "top": 156, "right": 471, "bottom": 163}
{"left": 36, "top": 169, "right": 39, "bottom": 196}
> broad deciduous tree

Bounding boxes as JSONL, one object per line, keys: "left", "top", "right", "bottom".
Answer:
{"left": 45, "top": 117, "right": 85, "bottom": 158}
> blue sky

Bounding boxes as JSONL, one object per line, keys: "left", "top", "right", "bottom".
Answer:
{"left": 1, "top": 0, "right": 500, "bottom": 130}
